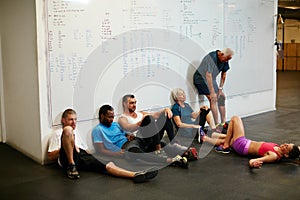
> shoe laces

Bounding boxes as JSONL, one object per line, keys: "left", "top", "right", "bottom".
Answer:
{"left": 172, "top": 155, "right": 183, "bottom": 162}
{"left": 68, "top": 164, "right": 78, "bottom": 173}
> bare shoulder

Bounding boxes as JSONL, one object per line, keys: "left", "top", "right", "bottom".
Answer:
{"left": 118, "top": 115, "right": 128, "bottom": 121}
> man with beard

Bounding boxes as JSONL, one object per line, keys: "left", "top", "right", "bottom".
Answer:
{"left": 118, "top": 94, "right": 176, "bottom": 153}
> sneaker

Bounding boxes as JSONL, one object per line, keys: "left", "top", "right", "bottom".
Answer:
{"left": 182, "top": 147, "right": 199, "bottom": 161}
{"left": 67, "top": 164, "right": 80, "bottom": 179}
{"left": 154, "top": 149, "right": 168, "bottom": 159}
{"left": 216, "top": 122, "right": 228, "bottom": 134}
{"left": 214, "top": 145, "right": 230, "bottom": 154}
{"left": 133, "top": 167, "right": 159, "bottom": 183}
{"left": 197, "top": 126, "right": 206, "bottom": 144}
{"left": 171, "top": 155, "right": 188, "bottom": 169}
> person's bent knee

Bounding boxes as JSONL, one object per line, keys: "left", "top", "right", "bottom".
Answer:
{"left": 140, "top": 115, "right": 155, "bottom": 127}
{"left": 231, "top": 115, "right": 241, "bottom": 122}
{"left": 62, "top": 126, "right": 73, "bottom": 137}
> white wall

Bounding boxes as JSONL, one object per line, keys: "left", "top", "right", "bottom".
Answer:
{"left": 0, "top": 0, "right": 42, "bottom": 163}
{"left": 36, "top": 0, "right": 53, "bottom": 164}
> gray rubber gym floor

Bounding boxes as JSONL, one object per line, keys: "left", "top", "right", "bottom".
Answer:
{"left": 1, "top": 71, "right": 300, "bottom": 200}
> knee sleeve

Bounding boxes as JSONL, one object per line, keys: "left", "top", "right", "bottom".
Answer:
{"left": 218, "top": 95, "right": 225, "bottom": 106}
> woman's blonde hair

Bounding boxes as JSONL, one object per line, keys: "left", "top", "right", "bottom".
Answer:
{"left": 171, "top": 88, "right": 185, "bottom": 102}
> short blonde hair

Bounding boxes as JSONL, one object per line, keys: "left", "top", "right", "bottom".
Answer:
{"left": 221, "top": 48, "right": 234, "bottom": 57}
{"left": 171, "top": 88, "right": 185, "bottom": 102}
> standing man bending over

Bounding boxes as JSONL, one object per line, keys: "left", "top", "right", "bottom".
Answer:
{"left": 193, "top": 48, "right": 234, "bottom": 126}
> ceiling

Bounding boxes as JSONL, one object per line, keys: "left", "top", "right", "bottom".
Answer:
{"left": 278, "top": 0, "right": 300, "bottom": 20}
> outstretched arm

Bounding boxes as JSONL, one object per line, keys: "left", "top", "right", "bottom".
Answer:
{"left": 190, "top": 105, "right": 209, "bottom": 119}
{"left": 219, "top": 72, "right": 226, "bottom": 90}
{"left": 151, "top": 108, "right": 173, "bottom": 119}
{"left": 47, "top": 130, "right": 62, "bottom": 161}
{"left": 173, "top": 115, "right": 200, "bottom": 129}
{"left": 206, "top": 71, "right": 217, "bottom": 102}
{"left": 94, "top": 142, "right": 124, "bottom": 157}
{"left": 249, "top": 152, "right": 278, "bottom": 168}
{"left": 218, "top": 72, "right": 226, "bottom": 98}
{"left": 118, "top": 116, "right": 141, "bottom": 132}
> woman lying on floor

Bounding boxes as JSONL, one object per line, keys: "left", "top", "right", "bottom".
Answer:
{"left": 200, "top": 115, "right": 300, "bottom": 168}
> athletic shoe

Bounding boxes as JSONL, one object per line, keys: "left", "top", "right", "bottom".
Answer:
{"left": 133, "top": 167, "right": 159, "bottom": 183}
{"left": 171, "top": 155, "right": 189, "bottom": 169}
{"left": 216, "top": 122, "right": 228, "bottom": 134}
{"left": 182, "top": 147, "right": 199, "bottom": 161}
{"left": 197, "top": 126, "right": 206, "bottom": 144}
{"left": 67, "top": 164, "right": 80, "bottom": 179}
{"left": 214, "top": 145, "right": 230, "bottom": 154}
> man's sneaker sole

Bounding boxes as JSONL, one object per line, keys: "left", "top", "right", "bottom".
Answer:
{"left": 67, "top": 173, "right": 80, "bottom": 179}
{"left": 133, "top": 168, "right": 159, "bottom": 183}
{"left": 171, "top": 155, "right": 189, "bottom": 169}
{"left": 180, "top": 157, "right": 189, "bottom": 168}
{"left": 67, "top": 164, "right": 80, "bottom": 179}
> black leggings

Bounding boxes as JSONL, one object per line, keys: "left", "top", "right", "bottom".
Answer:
{"left": 123, "top": 139, "right": 169, "bottom": 164}
{"left": 138, "top": 114, "right": 175, "bottom": 150}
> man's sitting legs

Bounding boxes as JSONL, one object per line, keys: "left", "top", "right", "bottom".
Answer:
{"left": 60, "top": 126, "right": 80, "bottom": 179}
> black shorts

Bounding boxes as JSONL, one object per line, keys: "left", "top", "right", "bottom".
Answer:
{"left": 194, "top": 82, "right": 218, "bottom": 95}
{"left": 59, "top": 147, "right": 106, "bottom": 173}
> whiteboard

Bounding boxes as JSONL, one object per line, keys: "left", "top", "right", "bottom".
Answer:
{"left": 45, "top": 0, "right": 276, "bottom": 125}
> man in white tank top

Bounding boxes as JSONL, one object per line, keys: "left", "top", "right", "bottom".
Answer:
{"left": 118, "top": 94, "right": 175, "bottom": 156}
